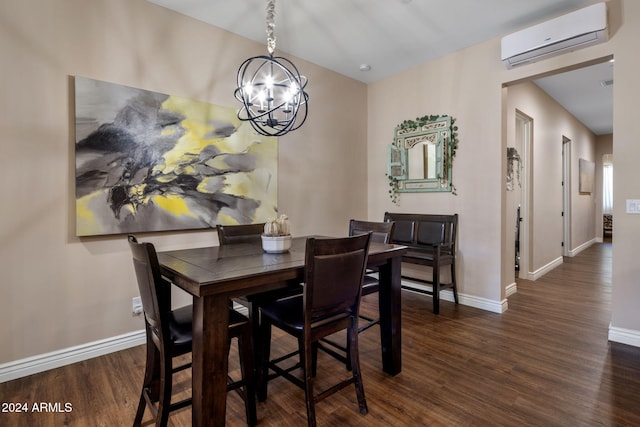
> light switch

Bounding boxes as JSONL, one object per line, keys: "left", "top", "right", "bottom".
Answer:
{"left": 626, "top": 199, "right": 640, "bottom": 214}
{"left": 132, "top": 296, "right": 143, "bottom": 315}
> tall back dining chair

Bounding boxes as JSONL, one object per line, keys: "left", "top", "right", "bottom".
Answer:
{"left": 349, "top": 219, "right": 395, "bottom": 329}
{"left": 258, "top": 233, "right": 372, "bottom": 427}
{"left": 216, "top": 223, "right": 303, "bottom": 350}
{"left": 318, "top": 220, "right": 395, "bottom": 368}
{"left": 216, "top": 223, "right": 265, "bottom": 245}
{"left": 128, "top": 235, "right": 257, "bottom": 427}
{"left": 349, "top": 219, "right": 395, "bottom": 246}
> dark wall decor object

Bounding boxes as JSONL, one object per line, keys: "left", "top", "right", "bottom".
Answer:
{"left": 74, "top": 76, "right": 278, "bottom": 236}
{"left": 386, "top": 115, "right": 458, "bottom": 203}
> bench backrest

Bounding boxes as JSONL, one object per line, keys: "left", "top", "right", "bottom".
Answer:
{"left": 384, "top": 212, "right": 458, "bottom": 253}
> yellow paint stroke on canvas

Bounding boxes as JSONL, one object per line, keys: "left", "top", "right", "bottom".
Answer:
{"left": 76, "top": 193, "right": 99, "bottom": 235}
{"left": 158, "top": 95, "right": 242, "bottom": 175}
{"left": 152, "top": 194, "right": 197, "bottom": 218}
{"left": 216, "top": 211, "right": 241, "bottom": 225}
{"left": 221, "top": 173, "right": 250, "bottom": 197}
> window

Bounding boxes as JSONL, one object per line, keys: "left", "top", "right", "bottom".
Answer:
{"left": 603, "top": 154, "right": 613, "bottom": 214}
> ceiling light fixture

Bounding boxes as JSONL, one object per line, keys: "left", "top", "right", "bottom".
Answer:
{"left": 234, "top": 0, "right": 309, "bottom": 137}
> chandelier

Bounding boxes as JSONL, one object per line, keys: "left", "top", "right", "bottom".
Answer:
{"left": 234, "top": 0, "right": 309, "bottom": 137}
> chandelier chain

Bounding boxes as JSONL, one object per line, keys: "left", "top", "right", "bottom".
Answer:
{"left": 266, "top": 0, "right": 276, "bottom": 55}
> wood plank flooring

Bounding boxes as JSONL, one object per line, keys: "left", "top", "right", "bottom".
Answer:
{"left": 2, "top": 241, "right": 639, "bottom": 426}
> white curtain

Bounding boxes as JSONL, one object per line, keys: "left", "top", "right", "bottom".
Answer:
{"left": 603, "top": 155, "right": 613, "bottom": 214}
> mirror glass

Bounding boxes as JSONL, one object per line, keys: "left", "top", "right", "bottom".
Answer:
{"left": 408, "top": 140, "right": 438, "bottom": 180}
{"left": 387, "top": 115, "right": 456, "bottom": 193}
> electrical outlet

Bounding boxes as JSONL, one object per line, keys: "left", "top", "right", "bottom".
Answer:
{"left": 132, "top": 296, "right": 143, "bottom": 315}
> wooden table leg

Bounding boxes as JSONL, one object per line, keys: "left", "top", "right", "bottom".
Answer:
{"left": 377, "top": 254, "right": 402, "bottom": 375}
{"left": 192, "top": 294, "right": 230, "bottom": 427}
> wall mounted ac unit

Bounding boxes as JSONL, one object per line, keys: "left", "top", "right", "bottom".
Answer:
{"left": 501, "top": 2, "right": 608, "bottom": 68}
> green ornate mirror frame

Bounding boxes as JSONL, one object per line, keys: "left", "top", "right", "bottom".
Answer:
{"left": 387, "top": 114, "right": 458, "bottom": 195}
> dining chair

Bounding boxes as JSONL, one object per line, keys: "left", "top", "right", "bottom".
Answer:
{"left": 318, "top": 220, "right": 395, "bottom": 369}
{"left": 216, "top": 223, "right": 303, "bottom": 351}
{"left": 349, "top": 219, "right": 396, "bottom": 332}
{"left": 216, "top": 223, "right": 265, "bottom": 245}
{"left": 128, "top": 235, "right": 257, "bottom": 427}
{"left": 257, "top": 233, "right": 372, "bottom": 427}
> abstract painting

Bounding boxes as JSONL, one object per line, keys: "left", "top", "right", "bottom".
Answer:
{"left": 74, "top": 76, "right": 277, "bottom": 236}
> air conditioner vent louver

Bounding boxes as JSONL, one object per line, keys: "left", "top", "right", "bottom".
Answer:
{"left": 501, "top": 3, "right": 608, "bottom": 69}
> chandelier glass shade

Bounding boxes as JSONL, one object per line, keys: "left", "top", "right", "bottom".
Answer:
{"left": 234, "top": 0, "right": 309, "bottom": 137}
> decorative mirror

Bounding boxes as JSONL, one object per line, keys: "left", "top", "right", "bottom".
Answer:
{"left": 387, "top": 115, "right": 458, "bottom": 196}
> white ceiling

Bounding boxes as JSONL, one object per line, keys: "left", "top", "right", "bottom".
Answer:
{"left": 533, "top": 60, "right": 613, "bottom": 135}
{"left": 146, "top": 0, "right": 613, "bottom": 135}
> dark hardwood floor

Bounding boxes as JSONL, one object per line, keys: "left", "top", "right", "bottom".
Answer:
{"left": 2, "top": 241, "right": 639, "bottom": 426}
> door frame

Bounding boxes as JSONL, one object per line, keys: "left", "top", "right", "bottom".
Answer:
{"left": 562, "top": 136, "right": 572, "bottom": 256}
{"left": 515, "top": 110, "right": 532, "bottom": 280}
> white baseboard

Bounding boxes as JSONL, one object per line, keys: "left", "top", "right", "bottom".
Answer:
{"left": 608, "top": 325, "right": 640, "bottom": 348}
{"left": 525, "top": 240, "right": 595, "bottom": 279}
{"left": 0, "top": 330, "right": 145, "bottom": 384}
{"left": 400, "top": 279, "right": 506, "bottom": 314}
{"left": 530, "top": 256, "right": 564, "bottom": 281}
{"left": 568, "top": 238, "right": 596, "bottom": 257}
{"left": 505, "top": 281, "right": 518, "bottom": 298}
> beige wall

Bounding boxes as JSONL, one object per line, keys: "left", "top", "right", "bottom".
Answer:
{"left": 368, "top": 46, "right": 505, "bottom": 307}
{"left": 608, "top": 0, "right": 640, "bottom": 332}
{"left": 0, "top": 0, "right": 367, "bottom": 364}
{"left": 367, "top": 0, "right": 640, "bottom": 336}
{"left": 2, "top": 0, "right": 639, "bottom": 369}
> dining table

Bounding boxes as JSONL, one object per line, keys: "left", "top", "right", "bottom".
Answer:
{"left": 157, "top": 235, "right": 407, "bottom": 427}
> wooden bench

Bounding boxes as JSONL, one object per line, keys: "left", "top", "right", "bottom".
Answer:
{"left": 384, "top": 212, "right": 459, "bottom": 314}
